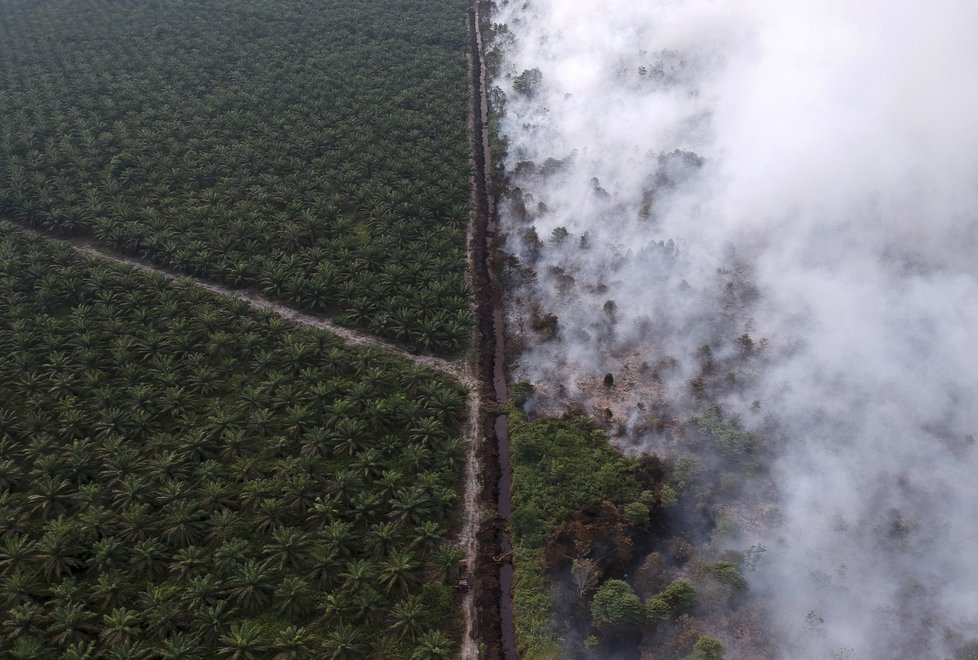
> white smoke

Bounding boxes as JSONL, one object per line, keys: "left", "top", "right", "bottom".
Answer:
{"left": 492, "top": 0, "right": 978, "bottom": 657}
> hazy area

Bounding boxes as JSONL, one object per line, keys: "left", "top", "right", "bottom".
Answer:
{"left": 492, "top": 0, "right": 978, "bottom": 657}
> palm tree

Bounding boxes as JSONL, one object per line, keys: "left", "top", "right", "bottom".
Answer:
{"left": 389, "top": 487, "right": 432, "bottom": 526}
{"left": 73, "top": 482, "right": 105, "bottom": 510}
{"left": 409, "top": 417, "right": 448, "bottom": 450}
{"left": 305, "top": 495, "right": 339, "bottom": 531}
{"left": 58, "top": 640, "right": 99, "bottom": 660}
{"left": 391, "top": 595, "right": 428, "bottom": 640}
{"left": 438, "top": 437, "right": 465, "bottom": 472}
{"left": 8, "top": 635, "right": 54, "bottom": 660}
{"left": 139, "top": 585, "right": 184, "bottom": 639}
{"left": 411, "top": 630, "right": 454, "bottom": 660}
{"left": 283, "top": 403, "right": 313, "bottom": 439}
{"left": 272, "top": 575, "right": 314, "bottom": 621}
{"left": 348, "top": 581, "right": 387, "bottom": 626}
{"left": 270, "top": 625, "right": 315, "bottom": 660}
{"left": 280, "top": 472, "right": 317, "bottom": 514}
{"left": 325, "top": 471, "right": 361, "bottom": 504}
{"left": 366, "top": 521, "right": 400, "bottom": 556}
{"left": 0, "top": 570, "right": 39, "bottom": 609}
{"left": 225, "top": 439, "right": 261, "bottom": 471}
{"left": 319, "top": 589, "right": 353, "bottom": 624}
{"left": 431, "top": 543, "right": 465, "bottom": 584}
{"left": 89, "top": 536, "right": 127, "bottom": 573}
{"left": 48, "top": 601, "right": 96, "bottom": 647}
{"left": 157, "top": 633, "right": 205, "bottom": 660}
{"left": 100, "top": 638, "right": 153, "bottom": 660}
{"left": 245, "top": 407, "right": 275, "bottom": 440}
{"left": 421, "top": 385, "right": 465, "bottom": 426}
{"left": 217, "top": 620, "right": 268, "bottom": 660}
{"left": 2, "top": 602, "right": 46, "bottom": 643}
{"left": 0, "top": 535, "right": 35, "bottom": 576}
{"left": 376, "top": 469, "right": 405, "bottom": 500}
{"left": 305, "top": 545, "right": 341, "bottom": 591}
{"left": 183, "top": 573, "right": 223, "bottom": 610}
{"left": 192, "top": 599, "right": 233, "bottom": 646}
{"left": 130, "top": 539, "right": 167, "bottom": 582}
{"left": 330, "top": 418, "right": 370, "bottom": 457}
{"left": 262, "top": 528, "right": 311, "bottom": 571}
{"left": 324, "top": 520, "right": 361, "bottom": 561}
{"left": 399, "top": 444, "right": 432, "bottom": 473}
{"left": 212, "top": 538, "right": 251, "bottom": 579}
{"left": 100, "top": 607, "right": 141, "bottom": 648}
{"left": 161, "top": 500, "right": 208, "bottom": 546}
{"left": 351, "top": 448, "right": 383, "bottom": 480}
{"left": 411, "top": 521, "right": 444, "bottom": 553}
{"left": 168, "top": 545, "right": 209, "bottom": 579}
{"left": 102, "top": 454, "right": 146, "bottom": 493}
{"left": 323, "top": 623, "right": 366, "bottom": 660}
{"left": 339, "top": 558, "right": 374, "bottom": 594}
{"left": 228, "top": 560, "right": 274, "bottom": 614}
{"left": 379, "top": 548, "right": 421, "bottom": 596}
{"left": 119, "top": 503, "right": 157, "bottom": 544}
{"left": 203, "top": 403, "right": 243, "bottom": 442}
{"left": 254, "top": 497, "right": 289, "bottom": 536}
{"left": 34, "top": 519, "right": 83, "bottom": 580}
{"left": 26, "top": 476, "right": 73, "bottom": 520}
{"left": 199, "top": 481, "right": 233, "bottom": 513}
{"left": 92, "top": 571, "right": 135, "bottom": 610}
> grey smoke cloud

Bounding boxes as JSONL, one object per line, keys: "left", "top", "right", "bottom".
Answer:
{"left": 493, "top": 0, "right": 978, "bottom": 657}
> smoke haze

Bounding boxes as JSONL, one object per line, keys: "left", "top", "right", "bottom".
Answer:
{"left": 491, "top": 0, "right": 978, "bottom": 657}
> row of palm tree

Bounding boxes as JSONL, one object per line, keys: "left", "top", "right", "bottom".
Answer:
{"left": 0, "top": 0, "right": 473, "bottom": 354}
{"left": 0, "top": 225, "right": 466, "bottom": 657}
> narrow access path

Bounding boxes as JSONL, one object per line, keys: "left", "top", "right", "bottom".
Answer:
{"left": 467, "top": 1, "right": 519, "bottom": 658}
{"left": 457, "top": 385, "right": 483, "bottom": 660}
{"left": 68, "top": 243, "right": 476, "bottom": 389}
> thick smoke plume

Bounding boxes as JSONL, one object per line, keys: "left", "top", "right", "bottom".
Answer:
{"left": 492, "top": 0, "right": 978, "bottom": 657}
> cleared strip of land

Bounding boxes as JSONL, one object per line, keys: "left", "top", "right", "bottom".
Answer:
{"left": 69, "top": 242, "right": 476, "bottom": 390}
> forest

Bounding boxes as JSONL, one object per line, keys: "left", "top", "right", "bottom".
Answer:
{"left": 0, "top": 0, "right": 472, "bottom": 354}
{"left": 0, "top": 224, "right": 468, "bottom": 658}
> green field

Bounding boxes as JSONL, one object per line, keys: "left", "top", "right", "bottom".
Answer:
{"left": 0, "top": 0, "right": 472, "bottom": 353}
{"left": 0, "top": 224, "right": 467, "bottom": 658}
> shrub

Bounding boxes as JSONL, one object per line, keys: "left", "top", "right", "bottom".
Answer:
{"left": 590, "top": 580, "right": 644, "bottom": 628}
{"left": 702, "top": 561, "right": 746, "bottom": 591}
{"left": 646, "top": 596, "right": 672, "bottom": 622}
{"left": 647, "top": 579, "right": 697, "bottom": 619}
{"left": 685, "top": 635, "right": 724, "bottom": 660}
{"left": 623, "top": 501, "right": 650, "bottom": 527}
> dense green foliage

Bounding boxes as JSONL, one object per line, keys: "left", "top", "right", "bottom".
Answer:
{"left": 589, "top": 580, "right": 644, "bottom": 629}
{"left": 0, "top": 225, "right": 466, "bottom": 657}
{"left": 508, "top": 410, "right": 644, "bottom": 656}
{"left": 685, "top": 635, "right": 725, "bottom": 660}
{"left": 509, "top": 411, "right": 641, "bottom": 547}
{"left": 645, "top": 580, "right": 697, "bottom": 622}
{"left": 507, "top": 557, "right": 561, "bottom": 660}
{"left": 0, "top": 0, "right": 472, "bottom": 353}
